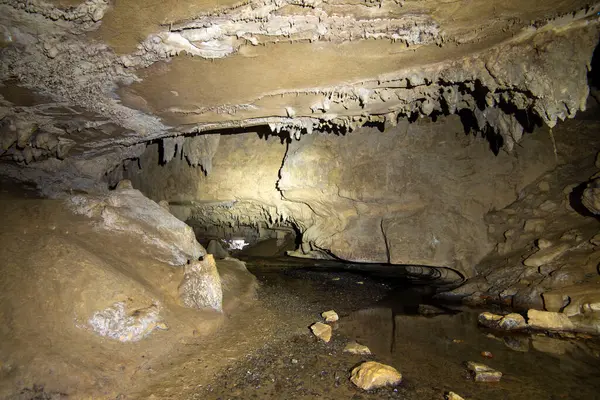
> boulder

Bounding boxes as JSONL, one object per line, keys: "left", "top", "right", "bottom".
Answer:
{"left": 350, "top": 361, "right": 402, "bottom": 390}
{"left": 310, "top": 322, "right": 332, "bottom": 342}
{"left": 207, "top": 239, "right": 230, "bottom": 259}
{"left": 445, "top": 392, "right": 465, "bottom": 400}
{"left": 465, "top": 362, "right": 502, "bottom": 382}
{"left": 179, "top": 255, "right": 223, "bottom": 312}
{"left": 67, "top": 187, "right": 205, "bottom": 265}
{"left": 321, "top": 310, "right": 339, "bottom": 322}
{"left": 343, "top": 341, "right": 372, "bottom": 355}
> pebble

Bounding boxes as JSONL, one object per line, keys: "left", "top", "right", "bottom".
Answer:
{"left": 343, "top": 341, "right": 371, "bottom": 355}
{"left": 480, "top": 351, "right": 493, "bottom": 358}
{"left": 321, "top": 310, "right": 339, "bottom": 322}
{"left": 310, "top": 322, "right": 332, "bottom": 342}
{"left": 350, "top": 361, "right": 402, "bottom": 390}
{"left": 445, "top": 391, "right": 465, "bottom": 400}
{"left": 465, "top": 362, "right": 502, "bottom": 382}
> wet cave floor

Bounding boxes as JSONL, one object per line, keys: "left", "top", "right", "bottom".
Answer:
{"left": 188, "top": 260, "right": 600, "bottom": 400}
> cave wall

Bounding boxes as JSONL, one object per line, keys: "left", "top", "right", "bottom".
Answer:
{"left": 126, "top": 114, "right": 567, "bottom": 276}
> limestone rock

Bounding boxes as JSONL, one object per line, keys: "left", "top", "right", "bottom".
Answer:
{"left": 67, "top": 188, "right": 205, "bottom": 265}
{"left": 158, "top": 200, "right": 170, "bottom": 211}
{"left": 477, "top": 312, "right": 503, "bottom": 328}
{"left": 498, "top": 313, "right": 528, "bottom": 331}
{"left": 465, "top": 362, "right": 502, "bottom": 382}
{"left": 321, "top": 310, "right": 339, "bottom": 322}
{"left": 343, "top": 341, "right": 372, "bottom": 355}
{"left": 116, "top": 179, "right": 133, "bottom": 190}
{"left": 523, "top": 243, "right": 571, "bottom": 267}
{"left": 350, "top": 361, "right": 402, "bottom": 390}
{"left": 179, "top": 255, "right": 223, "bottom": 312}
{"left": 310, "top": 322, "right": 332, "bottom": 342}
{"left": 582, "top": 178, "right": 600, "bottom": 215}
{"left": 527, "top": 309, "right": 575, "bottom": 331}
{"left": 207, "top": 240, "right": 230, "bottom": 259}
{"left": 445, "top": 392, "right": 465, "bottom": 400}
{"left": 88, "top": 302, "right": 165, "bottom": 342}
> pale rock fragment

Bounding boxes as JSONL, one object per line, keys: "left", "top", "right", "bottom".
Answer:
{"left": 343, "top": 341, "right": 371, "bottom": 355}
{"left": 88, "top": 302, "right": 165, "bottom": 342}
{"left": 350, "top": 361, "right": 402, "bottom": 390}
{"left": 179, "top": 254, "right": 223, "bottom": 312}
{"left": 310, "top": 322, "right": 332, "bottom": 342}
{"left": 465, "top": 362, "right": 502, "bottom": 382}
{"left": 321, "top": 310, "right": 339, "bottom": 322}
{"left": 445, "top": 392, "right": 465, "bottom": 400}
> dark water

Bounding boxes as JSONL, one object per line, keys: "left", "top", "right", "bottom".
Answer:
{"left": 197, "top": 262, "right": 600, "bottom": 400}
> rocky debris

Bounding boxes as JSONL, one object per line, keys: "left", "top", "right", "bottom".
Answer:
{"left": 527, "top": 309, "right": 575, "bottom": 332}
{"left": 67, "top": 187, "right": 205, "bottom": 265}
{"left": 310, "top": 322, "right": 332, "bottom": 342}
{"left": 350, "top": 361, "right": 402, "bottom": 391}
{"left": 207, "top": 239, "right": 231, "bottom": 259}
{"left": 88, "top": 302, "right": 167, "bottom": 342}
{"left": 465, "top": 362, "right": 502, "bottom": 382}
{"left": 343, "top": 341, "right": 372, "bottom": 355}
{"left": 480, "top": 351, "right": 493, "bottom": 359}
{"left": 321, "top": 310, "right": 339, "bottom": 322}
{"left": 478, "top": 312, "right": 528, "bottom": 331}
{"left": 445, "top": 392, "right": 465, "bottom": 400}
{"left": 179, "top": 255, "right": 223, "bottom": 312}
{"left": 418, "top": 304, "right": 446, "bottom": 316}
{"left": 523, "top": 243, "right": 571, "bottom": 267}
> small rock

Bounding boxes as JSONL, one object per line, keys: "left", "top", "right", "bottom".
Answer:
{"left": 350, "top": 361, "right": 402, "bottom": 390}
{"left": 310, "top": 322, "right": 332, "bottom": 342}
{"left": 537, "top": 238, "right": 553, "bottom": 249}
{"left": 291, "top": 358, "right": 298, "bottom": 364}
{"left": 116, "top": 179, "right": 133, "bottom": 190}
{"left": 478, "top": 312, "right": 527, "bottom": 331}
{"left": 527, "top": 309, "right": 575, "bottom": 332}
{"left": 445, "top": 391, "right": 465, "bottom": 400}
{"left": 538, "top": 181, "right": 550, "bottom": 192}
{"left": 590, "top": 233, "right": 600, "bottom": 246}
{"left": 343, "top": 341, "right": 371, "bottom": 355}
{"left": 498, "top": 313, "right": 528, "bottom": 331}
{"left": 465, "top": 362, "right": 502, "bottom": 382}
{"left": 418, "top": 304, "right": 446, "bottom": 316}
{"left": 480, "top": 351, "right": 493, "bottom": 359}
{"left": 321, "top": 310, "right": 339, "bottom": 322}
{"left": 477, "top": 312, "right": 503, "bottom": 329}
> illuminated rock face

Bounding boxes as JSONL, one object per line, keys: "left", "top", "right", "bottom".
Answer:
{"left": 0, "top": 2, "right": 599, "bottom": 276}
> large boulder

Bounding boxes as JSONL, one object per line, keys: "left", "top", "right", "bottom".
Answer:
{"left": 67, "top": 183, "right": 205, "bottom": 265}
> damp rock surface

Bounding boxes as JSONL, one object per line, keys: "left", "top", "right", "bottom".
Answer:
{"left": 350, "top": 361, "right": 403, "bottom": 391}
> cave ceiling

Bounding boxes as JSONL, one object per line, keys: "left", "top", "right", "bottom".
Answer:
{"left": 0, "top": 0, "right": 599, "bottom": 181}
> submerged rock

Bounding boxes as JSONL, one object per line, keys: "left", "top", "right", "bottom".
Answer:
{"left": 343, "top": 341, "right": 372, "bottom": 355}
{"left": 310, "top": 322, "right": 332, "bottom": 342}
{"left": 179, "top": 255, "right": 223, "bottom": 312}
{"left": 321, "top": 310, "right": 339, "bottom": 322}
{"left": 418, "top": 304, "right": 446, "bottom": 316}
{"left": 350, "top": 361, "right": 402, "bottom": 390}
{"left": 465, "top": 362, "right": 502, "bottom": 382}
